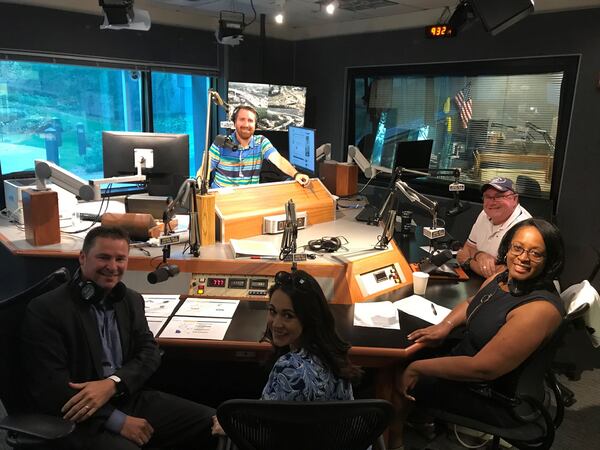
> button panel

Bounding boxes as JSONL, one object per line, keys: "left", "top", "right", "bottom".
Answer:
{"left": 189, "top": 273, "right": 275, "bottom": 300}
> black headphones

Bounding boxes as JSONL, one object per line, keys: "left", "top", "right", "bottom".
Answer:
{"left": 232, "top": 105, "right": 260, "bottom": 123}
{"left": 72, "top": 268, "right": 126, "bottom": 304}
{"left": 308, "top": 236, "right": 342, "bottom": 253}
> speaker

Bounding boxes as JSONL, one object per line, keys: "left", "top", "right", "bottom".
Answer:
{"left": 470, "top": 0, "right": 534, "bottom": 35}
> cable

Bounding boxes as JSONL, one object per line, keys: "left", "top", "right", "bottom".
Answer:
{"left": 452, "top": 425, "right": 491, "bottom": 449}
{"left": 358, "top": 175, "right": 376, "bottom": 194}
{"left": 245, "top": 0, "right": 258, "bottom": 26}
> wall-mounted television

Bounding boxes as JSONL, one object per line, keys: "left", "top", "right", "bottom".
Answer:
{"left": 227, "top": 81, "right": 306, "bottom": 131}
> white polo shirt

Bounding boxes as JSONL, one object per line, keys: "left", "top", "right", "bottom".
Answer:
{"left": 466, "top": 204, "right": 532, "bottom": 258}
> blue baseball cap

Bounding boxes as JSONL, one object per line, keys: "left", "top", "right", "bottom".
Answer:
{"left": 481, "top": 177, "right": 515, "bottom": 193}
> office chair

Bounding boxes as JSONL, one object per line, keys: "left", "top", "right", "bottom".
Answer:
{"left": 516, "top": 175, "right": 542, "bottom": 198}
{"left": 0, "top": 267, "right": 74, "bottom": 449}
{"left": 216, "top": 398, "right": 394, "bottom": 450}
{"left": 422, "top": 305, "right": 587, "bottom": 450}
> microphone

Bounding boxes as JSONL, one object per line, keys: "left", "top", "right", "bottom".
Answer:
{"left": 375, "top": 209, "right": 396, "bottom": 249}
{"left": 209, "top": 89, "right": 230, "bottom": 112}
{"left": 214, "top": 134, "right": 239, "bottom": 151}
{"left": 419, "top": 249, "right": 458, "bottom": 278}
{"left": 446, "top": 201, "right": 470, "bottom": 217}
{"left": 147, "top": 264, "right": 180, "bottom": 284}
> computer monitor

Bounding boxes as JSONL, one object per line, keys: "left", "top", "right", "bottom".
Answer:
{"left": 393, "top": 139, "right": 434, "bottom": 177}
{"left": 102, "top": 131, "right": 189, "bottom": 197}
{"left": 288, "top": 126, "right": 316, "bottom": 176}
{"left": 371, "top": 139, "right": 434, "bottom": 175}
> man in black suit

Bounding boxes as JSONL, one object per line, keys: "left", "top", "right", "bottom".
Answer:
{"left": 21, "top": 226, "right": 216, "bottom": 449}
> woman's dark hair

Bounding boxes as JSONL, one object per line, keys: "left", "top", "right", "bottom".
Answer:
{"left": 263, "top": 270, "right": 362, "bottom": 382}
{"left": 496, "top": 218, "right": 564, "bottom": 284}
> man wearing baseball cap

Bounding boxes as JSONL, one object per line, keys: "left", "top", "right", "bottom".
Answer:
{"left": 457, "top": 177, "right": 531, "bottom": 278}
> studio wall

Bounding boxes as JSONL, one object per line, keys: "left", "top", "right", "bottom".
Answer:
{"left": 291, "top": 8, "right": 600, "bottom": 286}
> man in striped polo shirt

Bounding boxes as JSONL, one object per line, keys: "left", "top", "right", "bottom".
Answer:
{"left": 198, "top": 105, "right": 310, "bottom": 188}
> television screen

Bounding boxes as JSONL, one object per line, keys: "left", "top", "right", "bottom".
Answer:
{"left": 227, "top": 81, "right": 307, "bottom": 131}
{"left": 288, "top": 126, "right": 315, "bottom": 176}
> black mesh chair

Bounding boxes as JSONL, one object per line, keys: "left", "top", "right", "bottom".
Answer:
{"left": 0, "top": 267, "right": 74, "bottom": 448}
{"left": 423, "top": 305, "right": 588, "bottom": 450}
{"left": 216, "top": 399, "right": 394, "bottom": 450}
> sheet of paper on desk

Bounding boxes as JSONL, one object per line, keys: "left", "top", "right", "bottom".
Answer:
{"left": 176, "top": 298, "right": 240, "bottom": 318}
{"left": 353, "top": 301, "right": 400, "bottom": 330}
{"left": 230, "top": 239, "right": 280, "bottom": 258}
{"left": 143, "top": 294, "right": 181, "bottom": 317}
{"left": 393, "top": 295, "right": 451, "bottom": 325}
{"left": 159, "top": 317, "right": 232, "bottom": 340}
{"left": 147, "top": 317, "right": 168, "bottom": 337}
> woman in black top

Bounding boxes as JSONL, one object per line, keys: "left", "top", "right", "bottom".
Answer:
{"left": 390, "top": 218, "right": 565, "bottom": 449}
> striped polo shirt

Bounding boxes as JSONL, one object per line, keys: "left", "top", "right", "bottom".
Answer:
{"left": 209, "top": 134, "right": 277, "bottom": 188}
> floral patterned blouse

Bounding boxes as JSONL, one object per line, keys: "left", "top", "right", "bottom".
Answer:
{"left": 261, "top": 348, "right": 354, "bottom": 401}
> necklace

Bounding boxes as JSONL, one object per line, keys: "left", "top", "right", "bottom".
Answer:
{"left": 466, "top": 285, "right": 499, "bottom": 326}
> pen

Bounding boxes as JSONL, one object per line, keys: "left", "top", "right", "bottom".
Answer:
{"left": 430, "top": 302, "right": 438, "bottom": 316}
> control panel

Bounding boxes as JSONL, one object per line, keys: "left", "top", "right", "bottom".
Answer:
{"left": 189, "top": 273, "right": 276, "bottom": 299}
{"left": 355, "top": 263, "right": 406, "bottom": 297}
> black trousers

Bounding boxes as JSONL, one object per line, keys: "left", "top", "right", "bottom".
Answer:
{"left": 55, "top": 390, "right": 217, "bottom": 450}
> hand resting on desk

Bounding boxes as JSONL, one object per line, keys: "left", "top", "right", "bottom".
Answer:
{"left": 407, "top": 321, "right": 454, "bottom": 347}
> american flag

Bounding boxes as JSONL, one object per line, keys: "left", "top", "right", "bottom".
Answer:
{"left": 454, "top": 81, "right": 473, "bottom": 129}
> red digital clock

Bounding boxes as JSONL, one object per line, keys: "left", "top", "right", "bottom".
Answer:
{"left": 207, "top": 277, "right": 226, "bottom": 288}
{"left": 425, "top": 24, "right": 456, "bottom": 38}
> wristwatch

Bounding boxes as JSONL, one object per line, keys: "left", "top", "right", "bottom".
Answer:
{"left": 108, "top": 374, "right": 126, "bottom": 397}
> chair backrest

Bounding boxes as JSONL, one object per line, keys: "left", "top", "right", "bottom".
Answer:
{"left": 217, "top": 399, "right": 394, "bottom": 450}
{"left": 0, "top": 267, "right": 71, "bottom": 414}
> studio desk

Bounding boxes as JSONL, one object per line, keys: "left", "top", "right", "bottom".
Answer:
{"left": 0, "top": 184, "right": 482, "bottom": 401}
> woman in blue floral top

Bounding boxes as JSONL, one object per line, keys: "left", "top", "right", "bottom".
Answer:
{"left": 260, "top": 269, "right": 361, "bottom": 400}
{"left": 212, "top": 269, "right": 361, "bottom": 435}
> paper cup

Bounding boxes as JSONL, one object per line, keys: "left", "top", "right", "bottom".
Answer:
{"left": 413, "top": 271, "right": 430, "bottom": 295}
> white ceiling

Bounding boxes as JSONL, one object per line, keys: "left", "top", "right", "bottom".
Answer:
{"left": 5, "top": 0, "right": 600, "bottom": 40}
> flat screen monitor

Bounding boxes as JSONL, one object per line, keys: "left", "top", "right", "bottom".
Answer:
{"left": 371, "top": 139, "right": 434, "bottom": 175}
{"left": 470, "top": 0, "right": 534, "bottom": 35}
{"left": 102, "top": 131, "right": 189, "bottom": 198}
{"left": 227, "top": 81, "right": 307, "bottom": 131}
{"left": 288, "top": 126, "right": 316, "bottom": 176}
{"left": 393, "top": 139, "right": 434, "bottom": 177}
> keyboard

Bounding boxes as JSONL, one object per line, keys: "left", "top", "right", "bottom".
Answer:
{"left": 78, "top": 212, "right": 102, "bottom": 222}
{"left": 355, "top": 204, "right": 378, "bottom": 223}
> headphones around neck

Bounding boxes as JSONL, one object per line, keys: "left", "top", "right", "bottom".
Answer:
{"left": 72, "top": 268, "right": 126, "bottom": 304}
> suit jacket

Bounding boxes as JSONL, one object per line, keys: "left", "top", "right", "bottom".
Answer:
{"left": 21, "top": 281, "right": 161, "bottom": 429}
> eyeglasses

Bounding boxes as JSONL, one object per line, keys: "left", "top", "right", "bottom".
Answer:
{"left": 508, "top": 243, "right": 545, "bottom": 262}
{"left": 483, "top": 193, "right": 517, "bottom": 202}
{"left": 274, "top": 271, "right": 310, "bottom": 290}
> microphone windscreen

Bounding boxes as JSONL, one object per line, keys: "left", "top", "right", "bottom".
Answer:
{"left": 147, "top": 267, "right": 168, "bottom": 284}
{"left": 430, "top": 249, "right": 453, "bottom": 267}
{"left": 214, "top": 135, "right": 227, "bottom": 147}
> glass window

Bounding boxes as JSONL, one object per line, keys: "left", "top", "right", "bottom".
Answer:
{"left": 151, "top": 71, "right": 210, "bottom": 178}
{"left": 348, "top": 58, "right": 577, "bottom": 202}
{"left": 0, "top": 60, "right": 142, "bottom": 180}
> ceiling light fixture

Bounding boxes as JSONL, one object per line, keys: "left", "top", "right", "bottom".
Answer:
{"left": 275, "top": 0, "right": 285, "bottom": 24}
{"left": 325, "top": 1, "right": 338, "bottom": 15}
